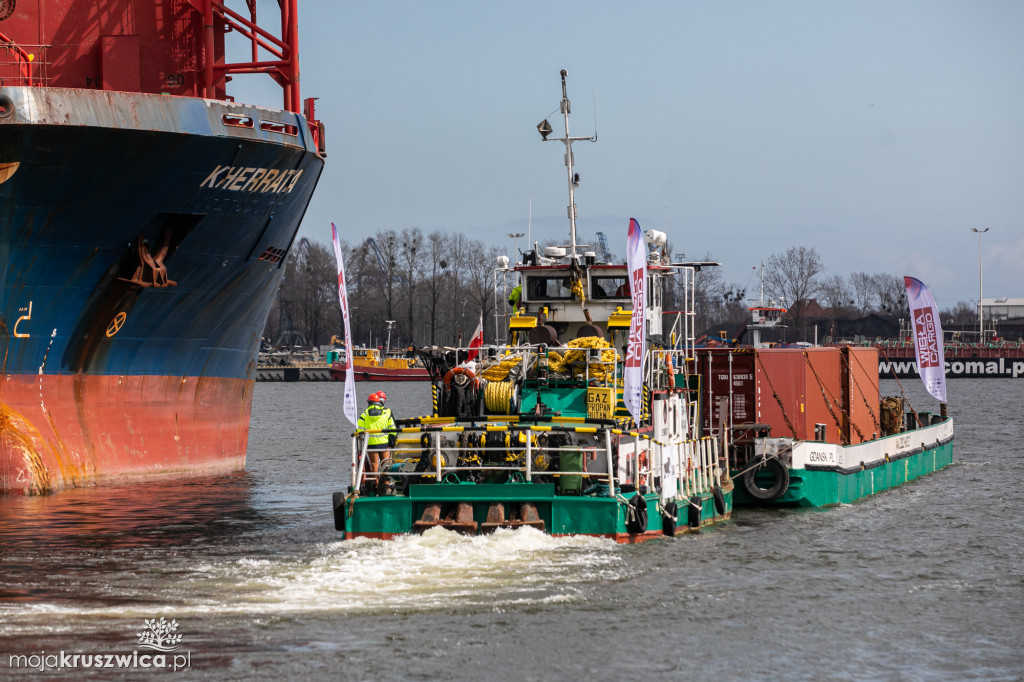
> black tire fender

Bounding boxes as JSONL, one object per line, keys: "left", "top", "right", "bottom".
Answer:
{"left": 687, "top": 495, "right": 702, "bottom": 528}
{"left": 625, "top": 493, "right": 648, "bottom": 535}
{"left": 661, "top": 500, "right": 678, "bottom": 537}
{"left": 741, "top": 457, "right": 790, "bottom": 503}
{"left": 713, "top": 486, "right": 726, "bottom": 515}
{"left": 332, "top": 491, "right": 347, "bottom": 532}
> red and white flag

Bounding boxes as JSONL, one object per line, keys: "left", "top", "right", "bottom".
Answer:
{"left": 466, "top": 314, "right": 484, "bottom": 361}
{"left": 624, "top": 218, "right": 647, "bottom": 425}
{"left": 331, "top": 223, "right": 358, "bottom": 425}
{"left": 904, "top": 276, "right": 946, "bottom": 403}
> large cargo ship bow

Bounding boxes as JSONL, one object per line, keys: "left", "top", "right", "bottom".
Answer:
{"left": 0, "top": 1, "right": 326, "bottom": 493}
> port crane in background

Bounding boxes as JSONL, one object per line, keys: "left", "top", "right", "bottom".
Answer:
{"left": 364, "top": 237, "right": 408, "bottom": 287}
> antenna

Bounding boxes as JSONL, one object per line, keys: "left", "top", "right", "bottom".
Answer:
{"left": 528, "top": 197, "right": 532, "bottom": 251}
{"left": 536, "top": 69, "right": 597, "bottom": 260}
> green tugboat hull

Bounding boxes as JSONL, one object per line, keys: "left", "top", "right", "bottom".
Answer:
{"left": 340, "top": 483, "right": 732, "bottom": 543}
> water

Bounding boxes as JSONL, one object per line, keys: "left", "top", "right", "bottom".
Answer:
{"left": 1, "top": 379, "right": 1022, "bottom": 680}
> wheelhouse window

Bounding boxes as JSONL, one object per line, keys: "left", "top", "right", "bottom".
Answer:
{"left": 591, "top": 275, "right": 629, "bottom": 299}
{"left": 526, "top": 276, "right": 573, "bottom": 300}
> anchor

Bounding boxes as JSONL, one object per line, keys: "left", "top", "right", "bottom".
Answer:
{"left": 120, "top": 230, "right": 177, "bottom": 288}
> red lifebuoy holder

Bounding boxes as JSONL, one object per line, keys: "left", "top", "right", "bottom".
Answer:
{"left": 444, "top": 366, "right": 479, "bottom": 390}
{"left": 637, "top": 448, "right": 649, "bottom": 488}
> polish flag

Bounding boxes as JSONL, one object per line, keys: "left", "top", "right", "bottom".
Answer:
{"left": 466, "top": 315, "right": 484, "bottom": 361}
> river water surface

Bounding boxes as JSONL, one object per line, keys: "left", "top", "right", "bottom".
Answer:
{"left": 1, "top": 379, "right": 1022, "bottom": 680}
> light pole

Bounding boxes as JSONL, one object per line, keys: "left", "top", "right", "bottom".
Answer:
{"left": 507, "top": 232, "right": 524, "bottom": 263}
{"left": 971, "top": 227, "right": 988, "bottom": 341}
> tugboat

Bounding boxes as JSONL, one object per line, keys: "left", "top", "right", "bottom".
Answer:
{"left": 331, "top": 70, "right": 732, "bottom": 541}
{"left": 692, "top": 280, "right": 955, "bottom": 507}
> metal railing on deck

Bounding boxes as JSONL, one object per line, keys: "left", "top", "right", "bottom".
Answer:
{"left": 0, "top": 37, "right": 43, "bottom": 86}
{"left": 349, "top": 423, "right": 722, "bottom": 501}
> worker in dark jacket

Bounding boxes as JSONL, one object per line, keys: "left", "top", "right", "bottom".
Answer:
{"left": 357, "top": 391, "right": 397, "bottom": 475}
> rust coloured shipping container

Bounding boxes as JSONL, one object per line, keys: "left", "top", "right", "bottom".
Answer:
{"left": 754, "top": 348, "right": 843, "bottom": 444}
{"left": 840, "top": 346, "right": 881, "bottom": 444}
{"left": 693, "top": 349, "right": 756, "bottom": 437}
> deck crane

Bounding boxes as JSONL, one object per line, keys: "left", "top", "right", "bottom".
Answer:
{"left": 594, "top": 231, "right": 610, "bottom": 263}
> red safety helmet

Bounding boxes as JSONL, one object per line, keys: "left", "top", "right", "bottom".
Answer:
{"left": 367, "top": 392, "right": 382, "bottom": 404}
{"left": 376, "top": 391, "right": 387, "bottom": 402}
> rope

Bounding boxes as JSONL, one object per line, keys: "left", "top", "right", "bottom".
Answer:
{"left": 754, "top": 351, "right": 798, "bottom": 438}
{"left": 569, "top": 277, "right": 585, "bottom": 304}
{"left": 880, "top": 396, "right": 904, "bottom": 435}
{"left": 729, "top": 445, "right": 792, "bottom": 482}
{"left": 843, "top": 349, "right": 881, "bottom": 432}
{"left": 484, "top": 380, "right": 514, "bottom": 413}
{"left": 547, "top": 336, "right": 619, "bottom": 381}
{"left": 480, "top": 354, "right": 522, "bottom": 381}
{"left": 802, "top": 351, "right": 856, "bottom": 444}
{"left": 878, "top": 348, "right": 922, "bottom": 428}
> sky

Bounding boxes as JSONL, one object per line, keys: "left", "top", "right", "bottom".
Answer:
{"left": 231, "top": 1, "right": 1022, "bottom": 311}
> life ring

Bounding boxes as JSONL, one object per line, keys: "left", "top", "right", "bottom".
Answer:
{"left": 636, "top": 449, "right": 649, "bottom": 489}
{"left": 625, "top": 493, "right": 648, "bottom": 535}
{"left": 740, "top": 457, "right": 790, "bottom": 503}
{"left": 444, "top": 366, "right": 479, "bottom": 390}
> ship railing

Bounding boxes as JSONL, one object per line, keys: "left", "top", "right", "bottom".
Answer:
{"left": 645, "top": 348, "right": 688, "bottom": 391}
{"left": 350, "top": 425, "right": 722, "bottom": 501}
{"left": 0, "top": 36, "right": 42, "bottom": 86}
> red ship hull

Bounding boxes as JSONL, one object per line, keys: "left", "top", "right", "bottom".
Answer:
{"left": 1, "top": 375, "right": 251, "bottom": 494}
{"left": 330, "top": 363, "right": 430, "bottom": 382}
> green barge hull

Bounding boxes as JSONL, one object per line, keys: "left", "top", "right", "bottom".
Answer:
{"left": 337, "top": 482, "right": 732, "bottom": 543}
{"left": 734, "top": 417, "right": 954, "bottom": 507}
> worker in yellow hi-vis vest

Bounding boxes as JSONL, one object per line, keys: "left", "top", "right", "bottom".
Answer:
{"left": 357, "top": 391, "right": 397, "bottom": 476}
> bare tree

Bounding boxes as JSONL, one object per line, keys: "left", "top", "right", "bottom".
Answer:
{"left": 872, "top": 273, "right": 906, "bottom": 317}
{"left": 764, "top": 246, "right": 825, "bottom": 341}
{"left": 345, "top": 242, "right": 377, "bottom": 346}
{"left": 396, "top": 227, "right": 423, "bottom": 347}
{"left": 460, "top": 239, "right": 501, "bottom": 343}
{"left": 422, "top": 231, "right": 451, "bottom": 345}
{"left": 820, "top": 274, "right": 853, "bottom": 316}
{"left": 849, "top": 272, "right": 875, "bottom": 314}
{"left": 940, "top": 300, "right": 977, "bottom": 325}
{"left": 267, "top": 238, "right": 338, "bottom": 347}
{"left": 299, "top": 240, "right": 339, "bottom": 346}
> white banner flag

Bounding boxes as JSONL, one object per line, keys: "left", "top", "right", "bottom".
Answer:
{"left": 903, "top": 276, "right": 946, "bottom": 403}
{"left": 624, "top": 218, "right": 647, "bottom": 424}
{"left": 332, "top": 223, "right": 358, "bottom": 425}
